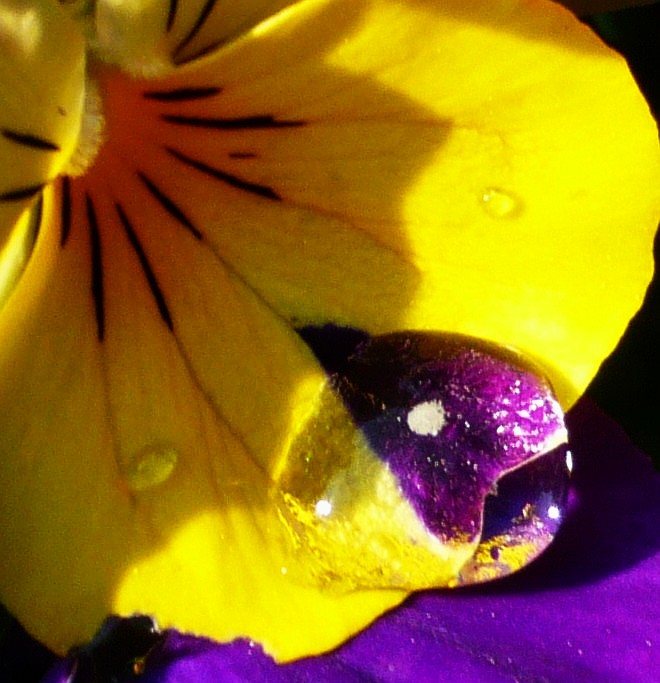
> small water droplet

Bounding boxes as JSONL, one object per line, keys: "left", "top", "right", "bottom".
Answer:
{"left": 125, "top": 444, "right": 179, "bottom": 491}
{"left": 480, "top": 187, "right": 521, "bottom": 218}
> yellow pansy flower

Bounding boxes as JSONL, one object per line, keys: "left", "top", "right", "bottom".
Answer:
{"left": 1, "top": 0, "right": 659, "bottom": 663}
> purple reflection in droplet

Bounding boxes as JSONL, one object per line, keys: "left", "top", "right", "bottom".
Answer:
{"left": 332, "top": 332, "right": 570, "bottom": 582}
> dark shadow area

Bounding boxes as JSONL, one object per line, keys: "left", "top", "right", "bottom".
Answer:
{"left": 586, "top": 2, "right": 660, "bottom": 468}
{"left": 297, "top": 325, "right": 369, "bottom": 375}
{"left": 0, "top": 607, "right": 56, "bottom": 682}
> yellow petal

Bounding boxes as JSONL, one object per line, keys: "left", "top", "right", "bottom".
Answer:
{"left": 1, "top": 0, "right": 659, "bottom": 665}
{"left": 124, "top": 0, "right": 659, "bottom": 405}
{"left": 0, "top": 172, "right": 405, "bottom": 658}
{"left": 94, "top": 0, "right": 298, "bottom": 73}
{"left": 0, "top": 203, "right": 38, "bottom": 309}
{"left": 0, "top": 0, "right": 85, "bottom": 246}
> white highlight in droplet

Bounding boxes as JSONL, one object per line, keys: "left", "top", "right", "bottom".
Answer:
{"left": 314, "top": 499, "right": 333, "bottom": 518}
{"left": 565, "top": 450, "right": 574, "bottom": 473}
{"left": 547, "top": 504, "right": 561, "bottom": 521}
{"left": 406, "top": 400, "right": 446, "bottom": 437}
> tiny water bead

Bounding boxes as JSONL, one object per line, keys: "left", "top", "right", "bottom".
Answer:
{"left": 276, "top": 331, "right": 570, "bottom": 591}
{"left": 124, "top": 444, "right": 179, "bottom": 492}
{"left": 480, "top": 187, "right": 522, "bottom": 219}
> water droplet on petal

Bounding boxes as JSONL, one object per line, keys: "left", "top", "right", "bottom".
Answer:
{"left": 125, "top": 444, "right": 178, "bottom": 492}
{"left": 277, "top": 331, "right": 569, "bottom": 590}
{"left": 481, "top": 187, "right": 521, "bottom": 218}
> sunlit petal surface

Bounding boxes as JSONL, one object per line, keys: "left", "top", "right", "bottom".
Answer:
{"left": 0, "top": 0, "right": 659, "bottom": 663}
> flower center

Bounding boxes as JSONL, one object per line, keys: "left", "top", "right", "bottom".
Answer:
{"left": 63, "top": 73, "right": 105, "bottom": 177}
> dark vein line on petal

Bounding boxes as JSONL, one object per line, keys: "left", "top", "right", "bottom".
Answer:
{"left": 143, "top": 86, "right": 222, "bottom": 102}
{"left": 30, "top": 192, "right": 43, "bottom": 248}
{"left": 137, "top": 170, "right": 203, "bottom": 239}
{"left": 165, "top": 146, "right": 280, "bottom": 200}
{"left": 161, "top": 114, "right": 305, "bottom": 130}
{"left": 86, "top": 193, "right": 105, "bottom": 342}
{"left": 172, "top": 40, "right": 222, "bottom": 66}
{"left": 60, "top": 176, "right": 72, "bottom": 246}
{"left": 171, "top": 333, "right": 272, "bottom": 482}
{"left": 172, "top": 0, "right": 217, "bottom": 60}
{"left": 130, "top": 171, "right": 326, "bottom": 484}
{"left": 281, "top": 200, "right": 415, "bottom": 266}
{"left": 166, "top": 0, "right": 178, "bottom": 31}
{"left": 93, "top": 330, "right": 135, "bottom": 509}
{"left": 151, "top": 147, "right": 314, "bottom": 343}
{"left": 228, "top": 152, "right": 257, "bottom": 159}
{"left": 164, "top": 144, "right": 413, "bottom": 267}
{"left": 0, "top": 183, "right": 46, "bottom": 202}
{"left": 115, "top": 202, "right": 174, "bottom": 332}
{"left": 192, "top": 228, "right": 315, "bottom": 383}
{"left": 2, "top": 128, "right": 60, "bottom": 151}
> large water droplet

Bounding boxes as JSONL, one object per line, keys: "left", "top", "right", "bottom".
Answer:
{"left": 277, "top": 331, "right": 569, "bottom": 591}
{"left": 125, "top": 444, "right": 179, "bottom": 492}
{"left": 481, "top": 186, "right": 521, "bottom": 218}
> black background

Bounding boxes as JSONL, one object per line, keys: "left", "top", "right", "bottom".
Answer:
{"left": 586, "top": 2, "right": 660, "bottom": 468}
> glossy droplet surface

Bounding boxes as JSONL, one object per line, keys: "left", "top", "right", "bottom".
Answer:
{"left": 277, "top": 331, "right": 570, "bottom": 590}
{"left": 124, "top": 444, "right": 178, "bottom": 492}
{"left": 480, "top": 187, "right": 521, "bottom": 218}
{"left": 456, "top": 445, "right": 570, "bottom": 585}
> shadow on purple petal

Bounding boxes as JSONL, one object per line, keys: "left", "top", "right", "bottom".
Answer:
{"left": 0, "top": 609, "right": 56, "bottom": 682}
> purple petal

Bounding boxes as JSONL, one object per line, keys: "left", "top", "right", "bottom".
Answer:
{"left": 44, "top": 398, "right": 657, "bottom": 682}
